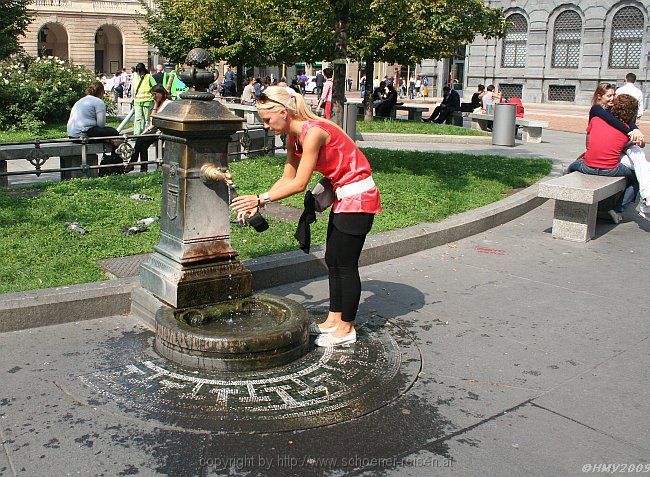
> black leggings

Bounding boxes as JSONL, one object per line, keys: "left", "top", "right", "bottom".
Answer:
{"left": 325, "top": 213, "right": 374, "bottom": 323}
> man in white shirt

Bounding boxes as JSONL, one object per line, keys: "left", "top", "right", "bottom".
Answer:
{"left": 241, "top": 77, "right": 256, "bottom": 104}
{"left": 616, "top": 73, "right": 644, "bottom": 120}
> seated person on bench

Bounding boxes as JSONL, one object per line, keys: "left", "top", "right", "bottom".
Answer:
{"left": 422, "top": 86, "right": 460, "bottom": 123}
{"left": 461, "top": 84, "right": 484, "bottom": 112}
{"left": 126, "top": 85, "right": 172, "bottom": 173}
{"left": 375, "top": 84, "right": 398, "bottom": 118}
{"left": 567, "top": 92, "right": 641, "bottom": 224}
{"left": 67, "top": 81, "right": 121, "bottom": 176}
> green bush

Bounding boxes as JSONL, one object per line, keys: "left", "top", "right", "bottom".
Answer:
{"left": 0, "top": 54, "right": 95, "bottom": 132}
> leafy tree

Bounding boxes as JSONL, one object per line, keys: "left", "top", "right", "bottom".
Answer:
{"left": 140, "top": 0, "right": 331, "bottom": 92}
{"left": 141, "top": 0, "right": 504, "bottom": 126}
{"left": 0, "top": 0, "right": 32, "bottom": 60}
{"left": 348, "top": 0, "right": 505, "bottom": 121}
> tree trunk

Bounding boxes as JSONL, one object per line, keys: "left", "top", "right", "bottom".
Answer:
{"left": 330, "top": 0, "right": 350, "bottom": 128}
{"left": 363, "top": 57, "right": 375, "bottom": 122}
{"left": 236, "top": 63, "right": 245, "bottom": 97}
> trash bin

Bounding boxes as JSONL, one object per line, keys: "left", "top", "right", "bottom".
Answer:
{"left": 343, "top": 101, "right": 357, "bottom": 141}
{"left": 492, "top": 103, "right": 517, "bottom": 146}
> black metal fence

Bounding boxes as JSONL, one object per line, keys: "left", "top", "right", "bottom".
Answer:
{"left": 0, "top": 128, "right": 285, "bottom": 187}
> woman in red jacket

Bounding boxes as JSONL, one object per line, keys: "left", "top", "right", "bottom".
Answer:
{"left": 231, "top": 86, "right": 381, "bottom": 347}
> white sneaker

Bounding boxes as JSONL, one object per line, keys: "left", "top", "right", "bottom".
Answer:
{"left": 315, "top": 329, "right": 357, "bottom": 347}
{"left": 638, "top": 211, "right": 650, "bottom": 222}
{"left": 308, "top": 322, "right": 337, "bottom": 335}
{"left": 608, "top": 210, "right": 623, "bottom": 224}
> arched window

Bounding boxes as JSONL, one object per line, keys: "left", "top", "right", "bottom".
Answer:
{"left": 502, "top": 14, "right": 528, "bottom": 68}
{"left": 609, "top": 6, "right": 644, "bottom": 69}
{"left": 552, "top": 11, "right": 582, "bottom": 68}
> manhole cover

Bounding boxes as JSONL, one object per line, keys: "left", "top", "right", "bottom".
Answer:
{"left": 58, "top": 316, "right": 421, "bottom": 433}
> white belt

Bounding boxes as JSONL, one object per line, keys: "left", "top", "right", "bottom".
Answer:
{"left": 335, "top": 176, "right": 376, "bottom": 200}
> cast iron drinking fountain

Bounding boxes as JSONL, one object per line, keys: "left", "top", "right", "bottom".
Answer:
{"left": 118, "top": 49, "right": 419, "bottom": 434}
{"left": 131, "top": 48, "right": 309, "bottom": 371}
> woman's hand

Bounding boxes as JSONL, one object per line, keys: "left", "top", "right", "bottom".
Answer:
{"left": 230, "top": 194, "right": 260, "bottom": 214}
{"left": 630, "top": 129, "right": 645, "bottom": 147}
{"left": 236, "top": 206, "right": 258, "bottom": 224}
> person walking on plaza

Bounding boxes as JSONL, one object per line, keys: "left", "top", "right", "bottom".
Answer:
{"left": 230, "top": 86, "right": 381, "bottom": 347}
{"left": 315, "top": 70, "right": 325, "bottom": 100}
{"left": 132, "top": 63, "right": 157, "bottom": 136}
{"left": 422, "top": 86, "right": 460, "bottom": 123}
{"left": 67, "top": 81, "right": 121, "bottom": 176}
{"left": 124, "top": 66, "right": 135, "bottom": 98}
{"left": 152, "top": 64, "right": 164, "bottom": 86}
{"left": 316, "top": 68, "right": 334, "bottom": 119}
{"left": 112, "top": 69, "right": 124, "bottom": 103}
{"left": 616, "top": 73, "right": 644, "bottom": 121}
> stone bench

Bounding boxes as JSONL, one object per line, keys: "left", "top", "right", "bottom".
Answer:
{"left": 0, "top": 141, "right": 106, "bottom": 186}
{"left": 356, "top": 103, "right": 430, "bottom": 121}
{"left": 468, "top": 113, "right": 549, "bottom": 143}
{"left": 538, "top": 172, "right": 626, "bottom": 242}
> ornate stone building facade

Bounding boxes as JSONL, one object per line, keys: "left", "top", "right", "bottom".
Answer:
{"left": 20, "top": 0, "right": 150, "bottom": 74}
{"left": 463, "top": 0, "right": 649, "bottom": 106}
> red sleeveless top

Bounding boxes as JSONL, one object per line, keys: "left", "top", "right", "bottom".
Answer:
{"left": 290, "top": 120, "right": 381, "bottom": 214}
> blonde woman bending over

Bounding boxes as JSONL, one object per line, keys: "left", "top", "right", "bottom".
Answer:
{"left": 230, "top": 87, "right": 381, "bottom": 347}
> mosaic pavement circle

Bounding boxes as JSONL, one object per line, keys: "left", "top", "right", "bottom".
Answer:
{"left": 59, "top": 317, "right": 422, "bottom": 433}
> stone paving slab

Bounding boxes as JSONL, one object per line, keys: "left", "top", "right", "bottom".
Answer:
{"left": 406, "top": 404, "right": 647, "bottom": 477}
{"left": 533, "top": 339, "right": 650, "bottom": 452}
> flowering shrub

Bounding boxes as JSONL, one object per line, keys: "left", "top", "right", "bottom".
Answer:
{"left": 0, "top": 54, "right": 95, "bottom": 132}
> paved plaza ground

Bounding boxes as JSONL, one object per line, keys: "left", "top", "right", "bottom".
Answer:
{"left": 1, "top": 106, "right": 649, "bottom": 476}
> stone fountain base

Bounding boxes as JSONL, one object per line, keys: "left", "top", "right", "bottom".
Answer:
{"left": 154, "top": 293, "right": 309, "bottom": 372}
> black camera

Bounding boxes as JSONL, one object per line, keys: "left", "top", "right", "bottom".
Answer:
{"left": 247, "top": 211, "right": 269, "bottom": 232}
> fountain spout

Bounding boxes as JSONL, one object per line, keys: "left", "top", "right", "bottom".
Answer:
{"left": 200, "top": 164, "right": 234, "bottom": 187}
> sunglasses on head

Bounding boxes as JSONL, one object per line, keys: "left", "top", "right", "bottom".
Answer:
{"left": 257, "top": 92, "right": 286, "bottom": 108}
{"left": 600, "top": 83, "right": 616, "bottom": 89}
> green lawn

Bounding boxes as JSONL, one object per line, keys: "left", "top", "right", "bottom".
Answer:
{"left": 0, "top": 118, "right": 126, "bottom": 143}
{"left": 356, "top": 119, "right": 489, "bottom": 136}
{"left": 0, "top": 150, "right": 551, "bottom": 294}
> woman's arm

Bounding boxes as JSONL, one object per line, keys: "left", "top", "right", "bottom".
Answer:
{"left": 590, "top": 106, "right": 644, "bottom": 144}
{"left": 269, "top": 139, "right": 300, "bottom": 192}
{"left": 230, "top": 127, "right": 329, "bottom": 215}
{"left": 589, "top": 105, "right": 631, "bottom": 134}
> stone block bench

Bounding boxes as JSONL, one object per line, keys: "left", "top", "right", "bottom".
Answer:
{"left": 469, "top": 113, "right": 549, "bottom": 143}
{"left": 538, "top": 172, "right": 626, "bottom": 242}
{"left": 356, "top": 103, "right": 430, "bottom": 121}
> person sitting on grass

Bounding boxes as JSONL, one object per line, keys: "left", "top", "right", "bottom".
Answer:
{"left": 567, "top": 93, "right": 642, "bottom": 224}
{"left": 67, "top": 81, "right": 121, "bottom": 176}
{"left": 422, "top": 86, "right": 460, "bottom": 124}
{"left": 126, "top": 85, "right": 172, "bottom": 173}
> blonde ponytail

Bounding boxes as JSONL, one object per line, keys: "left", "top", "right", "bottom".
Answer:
{"left": 255, "top": 86, "right": 348, "bottom": 136}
